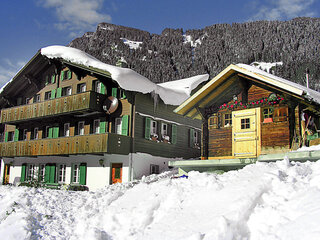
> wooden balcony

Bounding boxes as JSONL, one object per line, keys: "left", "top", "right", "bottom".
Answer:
{"left": 0, "top": 91, "right": 105, "bottom": 124}
{"left": 0, "top": 133, "right": 131, "bottom": 157}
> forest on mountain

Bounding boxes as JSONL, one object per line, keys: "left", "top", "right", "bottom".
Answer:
{"left": 69, "top": 17, "right": 320, "bottom": 90}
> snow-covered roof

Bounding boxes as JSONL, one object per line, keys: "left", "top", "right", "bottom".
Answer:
{"left": 237, "top": 64, "right": 320, "bottom": 105}
{"left": 40, "top": 46, "right": 209, "bottom": 105}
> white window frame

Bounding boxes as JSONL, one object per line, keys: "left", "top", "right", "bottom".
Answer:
{"left": 58, "top": 164, "right": 66, "bottom": 183}
{"left": 115, "top": 118, "right": 122, "bottom": 135}
{"left": 23, "top": 129, "right": 28, "bottom": 141}
{"left": 64, "top": 123, "right": 70, "bottom": 137}
{"left": 27, "top": 164, "right": 37, "bottom": 181}
{"left": 193, "top": 130, "right": 198, "bottom": 144}
{"left": 73, "top": 164, "right": 80, "bottom": 183}
{"left": 93, "top": 119, "right": 100, "bottom": 134}
{"left": 151, "top": 120, "right": 157, "bottom": 135}
{"left": 78, "top": 121, "right": 85, "bottom": 135}
{"left": 161, "top": 123, "right": 168, "bottom": 137}
{"left": 39, "top": 164, "right": 45, "bottom": 182}
{"left": 34, "top": 127, "right": 39, "bottom": 140}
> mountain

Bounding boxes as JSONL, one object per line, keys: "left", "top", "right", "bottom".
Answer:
{"left": 69, "top": 17, "right": 320, "bottom": 90}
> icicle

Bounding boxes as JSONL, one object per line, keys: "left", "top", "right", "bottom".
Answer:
{"left": 151, "top": 91, "right": 159, "bottom": 112}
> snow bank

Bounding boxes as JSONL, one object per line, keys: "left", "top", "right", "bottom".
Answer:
{"left": 1, "top": 158, "right": 320, "bottom": 239}
{"left": 41, "top": 46, "right": 209, "bottom": 105}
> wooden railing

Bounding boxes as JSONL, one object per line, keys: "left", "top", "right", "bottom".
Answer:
{"left": 0, "top": 91, "right": 105, "bottom": 123}
{"left": 0, "top": 133, "right": 131, "bottom": 157}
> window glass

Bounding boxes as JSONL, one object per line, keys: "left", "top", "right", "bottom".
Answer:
{"left": 34, "top": 128, "right": 39, "bottom": 140}
{"left": 150, "top": 164, "right": 160, "bottom": 174}
{"left": 44, "top": 91, "right": 52, "bottom": 100}
{"left": 78, "top": 121, "right": 85, "bottom": 135}
{"left": 93, "top": 119, "right": 100, "bottom": 134}
{"left": 224, "top": 113, "right": 232, "bottom": 127}
{"left": 241, "top": 118, "right": 250, "bottom": 129}
{"left": 263, "top": 108, "right": 273, "bottom": 119}
{"left": 27, "top": 164, "right": 36, "bottom": 181}
{"left": 115, "top": 118, "right": 122, "bottom": 134}
{"left": 7, "top": 131, "right": 14, "bottom": 142}
{"left": 64, "top": 123, "right": 70, "bottom": 137}
{"left": 77, "top": 83, "right": 86, "bottom": 93}
{"left": 151, "top": 120, "right": 157, "bottom": 135}
{"left": 23, "top": 129, "right": 28, "bottom": 141}
{"left": 39, "top": 164, "right": 45, "bottom": 182}
{"left": 161, "top": 123, "right": 168, "bottom": 137}
{"left": 73, "top": 164, "right": 80, "bottom": 183}
{"left": 62, "top": 86, "right": 72, "bottom": 96}
{"left": 58, "top": 164, "right": 66, "bottom": 183}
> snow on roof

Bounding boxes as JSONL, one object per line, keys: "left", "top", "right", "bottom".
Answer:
{"left": 41, "top": 45, "right": 208, "bottom": 105}
{"left": 237, "top": 63, "right": 320, "bottom": 105}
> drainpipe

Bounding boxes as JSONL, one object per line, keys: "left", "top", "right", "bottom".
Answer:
{"left": 128, "top": 93, "right": 136, "bottom": 182}
{"left": 306, "top": 68, "right": 309, "bottom": 89}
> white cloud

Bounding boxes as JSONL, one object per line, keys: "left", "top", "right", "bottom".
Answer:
{"left": 38, "top": 0, "right": 111, "bottom": 36}
{"left": 250, "top": 0, "right": 316, "bottom": 21}
{"left": 0, "top": 60, "right": 25, "bottom": 89}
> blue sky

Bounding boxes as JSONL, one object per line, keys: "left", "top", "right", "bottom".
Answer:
{"left": 0, "top": 0, "right": 319, "bottom": 88}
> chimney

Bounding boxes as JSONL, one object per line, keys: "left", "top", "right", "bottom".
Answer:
{"left": 306, "top": 68, "right": 310, "bottom": 89}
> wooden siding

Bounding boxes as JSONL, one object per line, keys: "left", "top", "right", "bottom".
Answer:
{"left": 0, "top": 91, "right": 105, "bottom": 124}
{"left": 261, "top": 121, "right": 290, "bottom": 154}
{"left": 133, "top": 93, "right": 201, "bottom": 159}
{"left": 0, "top": 133, "right": 131, "bottom": 157}
{"left": 248, "top": 85, "right": 272, "bottom": 102}
{"left": 208, "top": 127, "right": 232, "bottom": 157}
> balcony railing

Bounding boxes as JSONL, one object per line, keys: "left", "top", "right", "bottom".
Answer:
{"left": 0, "top": 91, "right": 105, "bottom": 124}
{"left": 0, "top": 133, "right": 131, "bottom": 157}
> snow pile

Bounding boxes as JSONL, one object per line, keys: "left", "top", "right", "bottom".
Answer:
{"left": 1, "top": 158, "right": 320, "bottom": 239}
{"left": 120, "top": 38, "right": 143, "bottom": 50}
{"left": 237, "top": 63, "right": 320, "bottom": 105}
{"left": 250, "top": 61, "right": 283, "bottom": 73}
{"left": 41, "top": 46, "right": 209, "bottom": 105}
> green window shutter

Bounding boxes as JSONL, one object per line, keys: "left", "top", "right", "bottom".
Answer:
{"left": 100, "top": 121, "right": 106, "bottom": 133}
{"left": 14, "top": 129, "right": 19, "bottom": 142}
{"left": 21, "top": 164, "right": 26, "bottom": 182}
{"left": 60, "top": 71, "right": 65, "bottom": 81}
{"left": 56, "top": 88, "right": 62, "bottom": 98}
{"left": 4, "top": 132, "right": 8, "bottom": 142}
{"left": 145, "top": 117, "right": 151, "bottom": 139}
{"left": 121, "top": 90, "right": 126, "bottom": 99}
{"left": 112, "top": 88, "right": 118, "bottom": 98}
{"left": 48, "top": 127, "right": 53, "bottom": 139}
{"left": 101, "top": 83, "right": 106, "bottom": 94}
{"left": 49, "top": 165, "right": 56, "bottom": 183}
{"left": 45, "top": 75, "right": 49, "bottom": 85}
{"left": 51, "top": 89, "right": 56, "bottom": 99}
{"left": 79, "top": 163, "right": 87, "bottom": 185}
{"left": 121, "top": 115, "right": 129, "bottom": 136}
{"left": 44, "top": 165, "right": 50, "bottom": 183}
{"left": 51, "top": 74, "right": 56, "bottom": 84}
{"left": 171, "top": 124, "right": 177, "bottom": 144}
{"left": 53, "top": 127, "right": 59, "bottom": 138}
{"left": 67, "top": 70, "right": 72, "bottom": 79}
{"left": 189, "top": 129, "right": 194, "bottom": 147}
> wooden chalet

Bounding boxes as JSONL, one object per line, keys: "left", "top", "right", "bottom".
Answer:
{"left": 174, "top": 64, "right": 320, "bottom": 163}
{"left": 0, "top": 46, "right": 206, "bottom": 190}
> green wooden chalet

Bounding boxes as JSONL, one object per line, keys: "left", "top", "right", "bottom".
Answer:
{"left": 0, "top": 45, "right": 208, "bottom": 190}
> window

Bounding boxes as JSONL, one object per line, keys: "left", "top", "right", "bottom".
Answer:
{"left": 51, "top": 74, "right": 56, "bottom": 84}
{"left": 150, "top": 164, "right": 159, "bottom": 174}
{"left": 224, "top": 113, "right": 232, "bottom": 127}
{"left": 45, "top": 75, "right": 50, "bottom": 85}
{"left": 34, "top": 94, "right": 40, "bottom": 103}
{"left": 64, "top": 123, "right": 70, "bottom": 137}
{"left": 194, "top": 130, "right": 199, "bottom": 144}
{"left": 78, "top": 121, "right": 85, "bottom": 135}
{"left": 23, "top": 129, "right": 28, "bottom": 141}
{"left": 161, "top": 123, "right": 168, "bottom": 138}
{"left": 39, "top": 164, "right": 45, "bottom": 182}
{"left": 27, "top": 164, "right": 37, "bottom": 181}
{"left": 93, "top": 80, "right": 102, "bottom": 93}
{"left": 45, "top": 126, "right": 50, "bottom": 138}
{"left": 151, "top": 120, "right": 157, "bottom": 135}
{"left": 34, "top": 128, "right": 39, "bottom": 140}
{"left": 62, "top": 86, "right": 72, "bottom": 96}
{"left": 241, "top": 118, "right": 250, "bottom": 129}
{"left": 72, "top": 164, "right": 80, "bottom": 183}
{"left": 93, "top": 119, "right": 100, "bottom": 134}
{"left": 44, "top": 91, "right": 52, "bottom": 100}
{"left": 77, "top": 83, "right": 86, "bottom": 93}
{"left": 58, "top": 164, "right": 66, "bottom": 183}
{"left": 7, "top": 131, "right": 14, "bottom": 142}
{"left": 115, "top": 118, "right": 122, "bottom": 135}
{"left": 25, "top": 98, "right": 31, "bottom": 104}
{"left": 263, "top": 108, "right": 273, "bottom": 119}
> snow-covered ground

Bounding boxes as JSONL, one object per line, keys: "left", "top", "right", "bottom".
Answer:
{"left": 1, "top": 158, "right": 320, "bottom": 240}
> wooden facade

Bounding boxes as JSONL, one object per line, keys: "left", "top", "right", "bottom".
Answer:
{"left": 0, "top": 47, "right": 202, "bottom": 188}
{"left": 175, "top": 64, "right": 320, "bottom": 160}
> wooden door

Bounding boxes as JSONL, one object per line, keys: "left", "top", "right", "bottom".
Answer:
{"left": 232, "top": 108, "right": 260, "bottom": 158}
{"left": 3, "top": 164, "right": 10, "bottom": 184}
{"left": 111, "top": 163, "right": 122, "bottom": 184}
